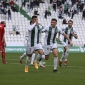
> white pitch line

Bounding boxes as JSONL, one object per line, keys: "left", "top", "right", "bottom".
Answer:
{"left": 0, "top": 58, "right": 30, "bottom": 61}
{"left": 8, "top": 63, "right": 85, "bottom": 69}
{"left": 46, "top": 65, "right": 85, "bottom": 69}
{"left": 0, "top": 59, "right": 85, "bottom": 69}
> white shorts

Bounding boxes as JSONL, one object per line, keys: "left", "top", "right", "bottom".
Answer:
{"left": 26, "top": 43, "right": 43, "bottom": 55}
{"left": 44, "top": 43, "right": 57, "bottom": 55}
{"left": 61, "top": 41, "right": 70, "bottom": 48}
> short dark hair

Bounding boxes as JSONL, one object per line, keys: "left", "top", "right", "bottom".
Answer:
{"left": 68, "top": 20, "right": 73, "bottom": 23}
{"left": 32, "top": 16, "right": 37, "bottom": 19}
{"left": 1, "top": 21, "right": 5, "bottom": 24}
{"left": 51, "top": 18, "right": 57, "bottom": 22}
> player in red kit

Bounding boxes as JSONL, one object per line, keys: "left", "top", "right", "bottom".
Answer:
{"left": 0, "top": 21, "right": 6, "bottom": 64}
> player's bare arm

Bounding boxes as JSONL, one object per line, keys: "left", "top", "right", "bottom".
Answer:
{"left": 63, "top": 33, "right": 73, "bottom": 46}
{"left": 70, "top": 32, "right": 78, "bottom": 39}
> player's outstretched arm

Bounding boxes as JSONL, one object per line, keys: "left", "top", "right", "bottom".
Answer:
{"left": 42, "top": 26, "right": 48, "bottom": 33}
{"left": 63, "top": 33, "right": 73, "bottom": 46}
{"left": 70, "top": 32, "right": 78, "bottom": 39}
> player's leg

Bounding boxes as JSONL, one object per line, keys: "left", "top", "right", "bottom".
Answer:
{"left": 59, "top": 46, "right": 68, "bottom": 66}
{"left": 2, "top": 44, "right": 6, "bottom": 64}
{"left": 64, "top": 46, "right": 69, "bottom": 66}
{"left": 24, "top": 45, "right": 33, "bottom": 72}
{"left": 38, "top": 53, "right": 46, "bottom": 68}
{"left": 52, "top": 48, "right": 60, "bottom": 73}
{"left": 25, "top": 54, "right": 32, "bottom": 72}
{"left": 36, "top": 53, "right": 45, "bottom": 68}
{"left": 38, "top": 45, "right": 51, "bottom": 67}
{"left": 59, "top": 42, "right": 68, "bottom": 67}
{"left": 30, "top": 52, "right": 35, "bottom": 65}
{"left": 39, "top": 60, "right": 45, "bottom": 68}
{"left": 20, "top": 52, "right": 27, "bottom": 64}
{"left": 34, "top": 49, "right": 44, "bottom": 69}
{"left": 36, "top": 43, "right": 51, "bottom": 68}
{"left": 34, "top": 43, "right": 44, "bottom": 69}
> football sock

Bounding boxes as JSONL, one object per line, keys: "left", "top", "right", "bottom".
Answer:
{"left": 36, "top": 54, "right": 42, "bottom": 62}
{"left": 64, "top": 50, "right": 69, "bottom": 61}
{"left": 54, "top": 57, "right": 58, "bottom": 70}
{"left": 26, "top": 57, "right": 30, "bottom": 67}
{"left": 60, "top": 53, "right": 65, "bottom": 61}
{"left": 31, "top": 53, "right": 35, "bottom": 64}
{"left": 2, "top": 51, "right": 6, "bottom": 63}
{"left": 20, "top": 52, "right": 27, "bottom": 59}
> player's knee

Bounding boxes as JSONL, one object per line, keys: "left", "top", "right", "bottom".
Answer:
{"left": 53, "top": 53, "right": 58, "bottom": 57}
{"left": 65, "top": 46, "right": 69, "bottom": 50}
{"left": 38, "top": 50, "right": 44, "bottom": 55}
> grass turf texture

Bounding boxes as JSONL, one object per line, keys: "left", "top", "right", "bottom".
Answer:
{"left": 0, "top": 53, "right": 85, "bottom": 85}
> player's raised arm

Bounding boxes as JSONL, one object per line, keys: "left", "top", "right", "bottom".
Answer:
{"left": 28, "top": 22, "right": 36, "bottom": 31}
{"left": 28, "top": 16, "right": 39, "bottom": 31}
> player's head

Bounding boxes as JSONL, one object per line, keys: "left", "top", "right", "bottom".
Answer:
{"left": 51, "top": 18, "right": 57, "bottom": 28}
{"left": 31, "top": 16, "right": 38, "bottom": 24}
{"left": 68, "top": 20, "right": 73, "bottom": 28}
{"left": 1, "top": 21, "right": 6, "bottom": 27}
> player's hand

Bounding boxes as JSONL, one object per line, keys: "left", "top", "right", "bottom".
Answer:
{"left": 70, "top": 42, "right": 73, "bottom": 46}
{"left": 70, "top": 31, "right": 74, "bottom": 35}
{"left": 35, "top": 21, "right": 38, "bottom": 26}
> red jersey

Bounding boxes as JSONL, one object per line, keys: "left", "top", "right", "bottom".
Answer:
{"left": 0, "top": 24, "right": 5, "bottom": 42}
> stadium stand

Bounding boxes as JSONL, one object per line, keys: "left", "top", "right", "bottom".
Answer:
{"left": 0, "top": 0, "right": 85, "bottom": 46}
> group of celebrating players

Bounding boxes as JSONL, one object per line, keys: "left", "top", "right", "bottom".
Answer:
{"left": 0, "top": 15, "right": 78, "bottom": 73}
{"left": 20, "top": 16, "right": 78, "bottom": 73}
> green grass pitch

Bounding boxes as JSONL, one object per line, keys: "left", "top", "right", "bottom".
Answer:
{"left": 0, "top": 53, "right": 85, "bottom": 85}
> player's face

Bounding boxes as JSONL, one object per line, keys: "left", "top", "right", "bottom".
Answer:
{"left": 32, "top": 18, "right": 38, "bottom": 24}
{"left": 68, "top": 22, "right": 73, "bottom": 28}
{"left": 51, "top": 21, "right": 57, "bottom": 28}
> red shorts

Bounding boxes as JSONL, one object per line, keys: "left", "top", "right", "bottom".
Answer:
{"left": 0, "top": 42, "right": 4, "bottom": 53}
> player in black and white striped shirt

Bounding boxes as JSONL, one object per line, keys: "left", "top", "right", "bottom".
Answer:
{"left": 59, "top": 20, "right": 78, "bottom": 67}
